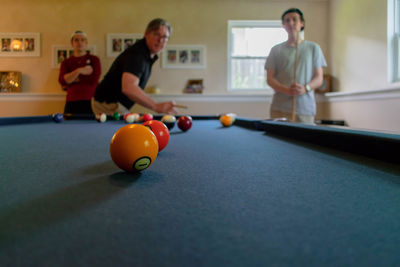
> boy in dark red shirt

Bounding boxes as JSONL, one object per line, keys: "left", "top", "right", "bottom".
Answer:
{"left": 59, "top": 31, "right": 101, "bottom": 114}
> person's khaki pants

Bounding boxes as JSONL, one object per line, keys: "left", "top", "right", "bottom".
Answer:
{"left": 270, "top": 110, "right": 315, "bottom": 124}
{"left": 91, "top": 98, "right": 130, "bottom": 115}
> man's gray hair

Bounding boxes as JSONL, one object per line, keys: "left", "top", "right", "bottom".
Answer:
{"left": 145, "top": 18, "right": 171, "bottom": 34}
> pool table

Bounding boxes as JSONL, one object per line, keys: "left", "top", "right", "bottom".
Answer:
{"left": 1, "top": 115, "right": 400, "bottom": 266}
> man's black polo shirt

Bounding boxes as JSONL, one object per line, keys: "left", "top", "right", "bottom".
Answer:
{"left": 94, "top": 38, "right": 158, "bottom": 109}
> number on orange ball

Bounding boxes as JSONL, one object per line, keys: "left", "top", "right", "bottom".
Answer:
{"left": 142, "top": 120, "right": 170, "bottom": 152}
{"left": 177, "top": 116, "right": 192, "bottom": 131}
{"left": 110, "top": 124, "right": 158, "bottom": 172}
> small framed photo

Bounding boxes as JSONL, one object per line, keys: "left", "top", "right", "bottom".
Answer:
{"left": 0, "top": 71, "right": 22, "bottom": 92}
{"left": 52, "top": 45, "right": 96, "bottom": 68}
{"left": 184, "top": 79, "right": 204, "bottom": 94}
{"left": 162, "top": 45, "right": 206, "bottom": 69}
{"left": 0, "top": 32, "right": 40, "bottom": 57}
{"left": 106, "top": 33, "right": 142, "bottom": 57}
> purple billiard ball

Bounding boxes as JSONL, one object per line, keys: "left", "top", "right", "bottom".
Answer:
{"left": 177, "top": 116, "right": 192, "bottom": 132}
{"left": 52, "top": 113, "right": 63, "bottom": 123}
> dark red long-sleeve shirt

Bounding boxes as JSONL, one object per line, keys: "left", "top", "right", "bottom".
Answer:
{"left": 58, "top": 54, "right": 101, "bottom": 102}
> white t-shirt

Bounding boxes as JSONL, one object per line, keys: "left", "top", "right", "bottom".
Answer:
{"left": 265, "top": 40, "right": 327, "bottom": 115}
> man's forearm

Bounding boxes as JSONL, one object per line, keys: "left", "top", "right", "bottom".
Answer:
{"left": 267, "top": 77, "right": 290, "bottom": 95}
{"left": 305, "top": 69, "right": 324, "bottom": 90}
{"left": 122, "top": 83, "right": 157, "bottom": 111}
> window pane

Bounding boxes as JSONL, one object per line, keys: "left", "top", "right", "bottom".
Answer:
{"left": 396, "top": 0, "right": 400, "bottom": 33}
{"left": 231, "top": 58, "right": 267, "bottom": 89}
{"left": 231, "top": 27, "right": 286, "bottom": 57}
{"left": 395, "top": 0, "right": 400, "bottom": 81}
{"left": 227, "top": 21, "right": 288, "bottom": 90}
{"left": 396, "top": 34, "right": 400, "bottom": 80}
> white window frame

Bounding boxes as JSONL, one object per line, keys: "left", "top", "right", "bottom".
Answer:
{"left": 387, "top": 0, "right": 400, "bottom": 83}
{"left": 227, "top": 20, "right": 283, "bottom": 92}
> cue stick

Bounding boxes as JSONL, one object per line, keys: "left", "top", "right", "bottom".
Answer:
{"left": 173, "top": 104, "right": 188, "bottom": 109}
{"left": 291, "top": 33, "right": 299, "bottom": 122}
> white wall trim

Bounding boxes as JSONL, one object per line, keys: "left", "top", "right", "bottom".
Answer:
{"left": 0, "top": 92, "right": 273, "bottom": 103}
{"left": 2, "top": 89, "right": 399, "bottom": 104}
{"left": 318, "top": 87, "right": 400, "bottom": 102}
{"left": 0, "top": 93, "right": 66, "bottom": 102}
{"left": 4, "top": 88, "right": 400, "bottom": 104}
{"left": 150, "top": 93, "right": 273, "bottom": 103}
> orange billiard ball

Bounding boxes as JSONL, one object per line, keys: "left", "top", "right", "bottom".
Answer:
{"left": 219, "top": 114, "right": 233, "bottom": 127}
{"left": 110, "top": 124, "right": 158, "bottom": 172}
{"left": 143, "top": 120, "right": 170, "bottom": 152}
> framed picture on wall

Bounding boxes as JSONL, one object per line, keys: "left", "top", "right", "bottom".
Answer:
{"left": 106, "top": 33, "right": 142, "bottom": 57}
{"left": 52, "top": 45, "right": 96, "bottom": 68}
{"left": 162, "top": 45, "right": 206, "bottom": 69}
{"left": 0, "top": 71, "right": 22, "bottom": 92}
{"left": 0, "top": 32, "right": 40, "bottom": 57}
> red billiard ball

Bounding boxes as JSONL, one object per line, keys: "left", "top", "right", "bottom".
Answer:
{"left": 110, "top": 124, "right": 158, "bottom": 172}
{"left": 142, "top": 113, "right": 153, "bottom": 122}
{"left": 143, "top": 120, "right": 170, "bottom": 152}
{"left": 177, "top": 116, "right": 192, "bottom": 132}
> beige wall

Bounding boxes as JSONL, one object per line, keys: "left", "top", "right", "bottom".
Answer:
{"left": 0, "top": 0, "right": 330, "bottom": 120}
{"left": 324, "top": 0, "right": 400, "bottom": 132}
{"left": 318, "top": 98, "right": 400, "bottom": 133}
{"left": 328, "top": 0, "right": 392, "bottom": 92}
{"left": 0, "top": 0, "right": 329, "bottom": 95}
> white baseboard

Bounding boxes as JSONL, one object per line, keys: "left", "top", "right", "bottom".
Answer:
{"left": 149, "top": 93, "right": 273, "bottom": 103}
{"left": 2, "top": 88, "right": 399, "bottom": 104}
{"left": 0, "top": 92, "right": 273, "bottom": 103}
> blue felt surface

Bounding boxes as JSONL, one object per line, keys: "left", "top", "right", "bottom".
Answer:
{"left": 1, "top": 119, "right": 400, "bottom": 266}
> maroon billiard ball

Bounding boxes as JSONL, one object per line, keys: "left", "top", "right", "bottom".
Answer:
{"left": 177, "top": 116, "right": 192, "bottom": 132}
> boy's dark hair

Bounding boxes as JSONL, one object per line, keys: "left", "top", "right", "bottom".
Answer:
{"left": 281, "top": 8, "right": 305, "bottom": 31}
